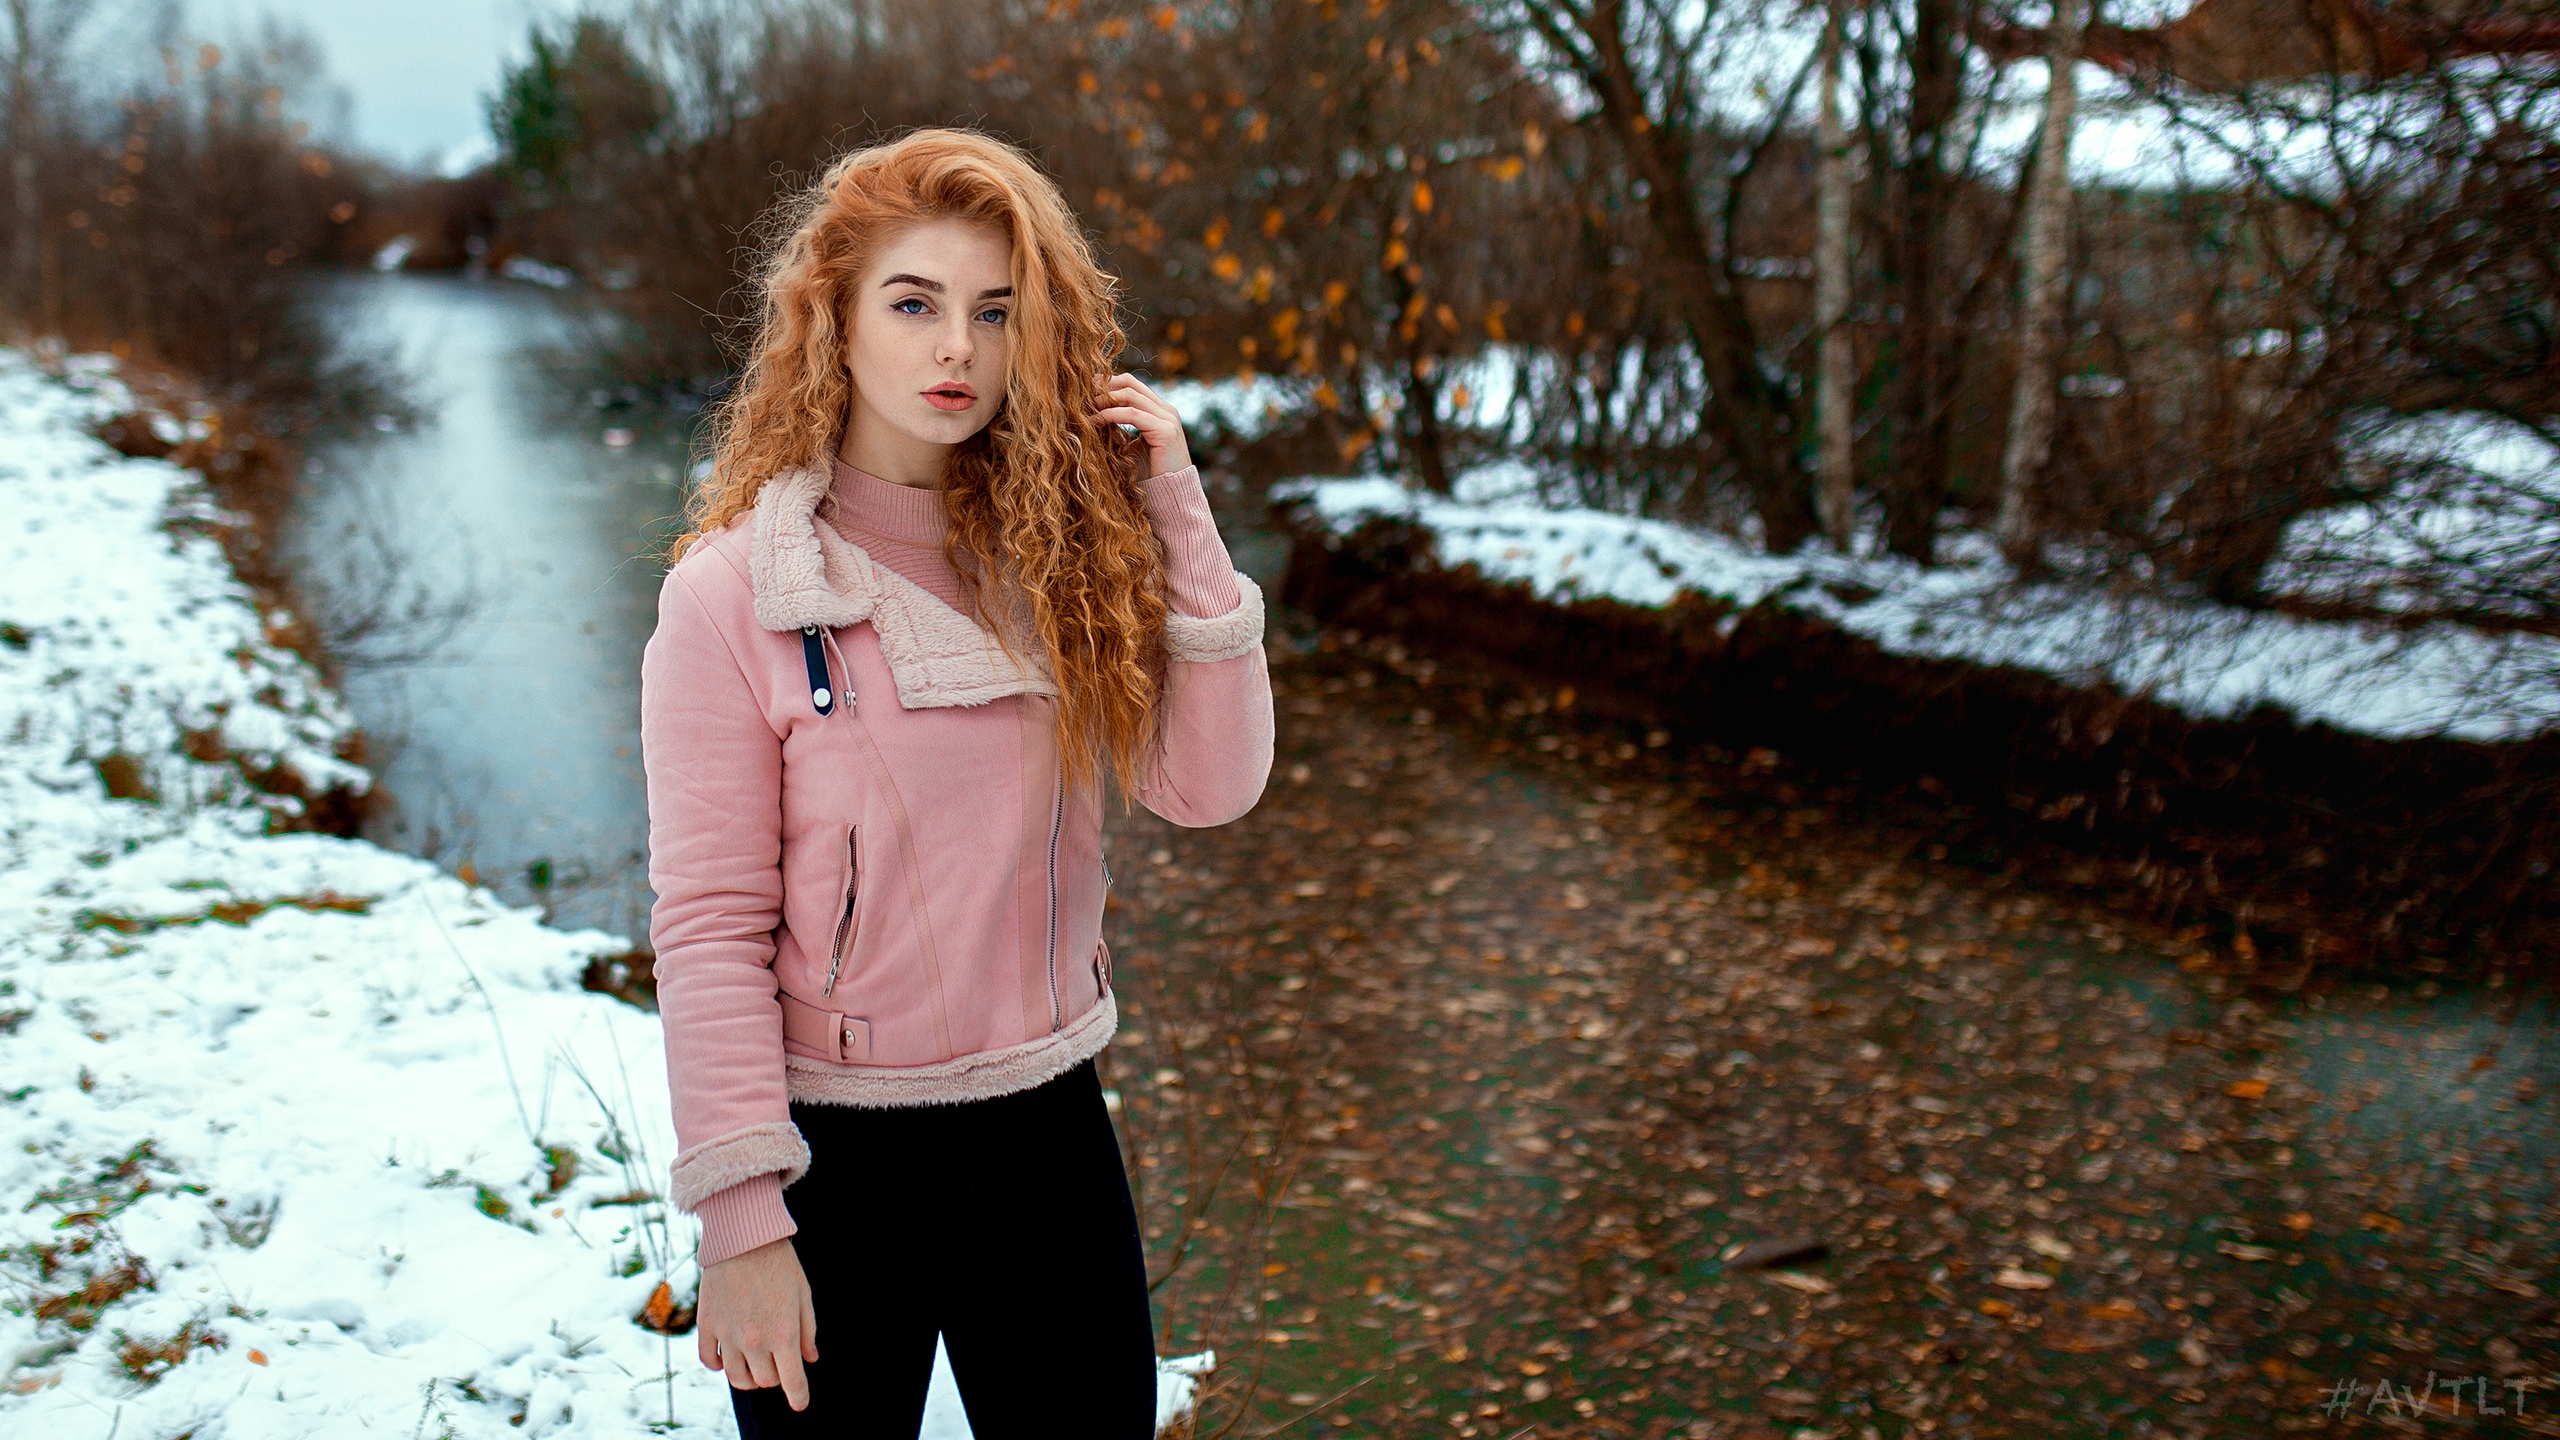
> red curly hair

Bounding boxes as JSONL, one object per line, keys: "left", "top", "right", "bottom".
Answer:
{"left": 676, "top": 128, "right": 1169, "bottom": 798}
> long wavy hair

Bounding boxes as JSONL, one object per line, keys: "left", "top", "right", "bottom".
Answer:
{"left": 676, "top": 128, "right": 1169, "bottom": 798}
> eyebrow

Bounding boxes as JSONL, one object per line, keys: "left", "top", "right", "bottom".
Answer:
{"left": 880, "top": 274, "right": 1013, "bottom": 300}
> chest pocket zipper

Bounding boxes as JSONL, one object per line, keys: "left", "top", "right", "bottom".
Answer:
{"left": 822, "top": 825, "right": 859, "bottom": 996}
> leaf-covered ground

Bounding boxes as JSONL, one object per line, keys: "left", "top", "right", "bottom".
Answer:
{"left": 1102, "top": 624, "right": 2559, "bottom": 1439}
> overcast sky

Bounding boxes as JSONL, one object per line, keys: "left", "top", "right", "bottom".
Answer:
{"left": 194, "top": 0, "right": 567, "bottom": 169}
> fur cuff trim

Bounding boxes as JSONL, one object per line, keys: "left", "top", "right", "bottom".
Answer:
{"left": 784, "top": 993, "right": 1117, "bottom": 1108}
{"left": 669, "top": 1121, "right": 813, "bottom": 1213}
{"left": 1164, "top": 572, "right": 1265, "bottom": 663}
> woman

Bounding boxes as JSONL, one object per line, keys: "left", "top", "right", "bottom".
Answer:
{"left": 639, "top": 128, "right": 1274, "bottom": 1436}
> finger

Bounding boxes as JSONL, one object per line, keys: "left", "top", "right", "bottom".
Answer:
{"left": 801, "top": 1290, "right": 820, "bottom": 1364}
{"left": 1116, "top": 372, "right": 1173, "bottom": 408}
{"left": 700, "top": 1331, "right": 720, "bottom": 1372}
{"left": 1104, "top": 380, "right": 1180, "bottom": 424}
{"left": 1092, "top": 405, "right": 1170, "bottom": 431}
{"left": 725, "top": 1348, "right": 757, "bottom": 1392}
{"left": 778, "top": 1347, "right": 813, "bottom": 1412}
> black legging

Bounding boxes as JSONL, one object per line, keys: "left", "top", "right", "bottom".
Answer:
{"left": 726, "top": 1059, "right": 1159, "bottom": 1439}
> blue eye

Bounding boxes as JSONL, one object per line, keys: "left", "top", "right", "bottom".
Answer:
{"left": 977, "top": 308, "right": 1009, "bottom": 326}
{"left": 892, "top": 297, "right": 930, "bottom": 315}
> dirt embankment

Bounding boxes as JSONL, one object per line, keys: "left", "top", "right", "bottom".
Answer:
{"left": 1276, "top": 506, "right": 2557, "bottom": 980}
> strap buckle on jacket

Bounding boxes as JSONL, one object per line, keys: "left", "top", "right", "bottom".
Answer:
{"left": 800, "top": 624, "right": 850, "bottom": 716}
{"left": 779, "top": 989, "right": 871, "bottom": 1063}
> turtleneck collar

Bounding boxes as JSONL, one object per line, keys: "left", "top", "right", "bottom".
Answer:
{"left": 826, "top": 458, "right": 948, "bottom": 545}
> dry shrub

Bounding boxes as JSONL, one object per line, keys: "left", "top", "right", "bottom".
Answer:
{"left": 6, "top": 25, "right": 398, "bottom": 422}
{"left": 112, "top": 1318, "right": 225, "bottom": 1385}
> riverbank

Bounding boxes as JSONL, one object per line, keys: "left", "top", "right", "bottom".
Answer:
{"left": 0, "top": 349, "right": 1209, "bottom": 1435}
{"left": 1274, "top": 470, "right": 2560, "bottom": 976}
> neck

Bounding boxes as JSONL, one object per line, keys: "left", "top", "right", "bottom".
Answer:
{"left": 837, "top": 396, "right": 952, "bottom": 490}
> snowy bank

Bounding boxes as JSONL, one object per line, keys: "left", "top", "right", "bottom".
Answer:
{"left": 1279, "top": 467, "right": 2560, "bottom": 744}
{"left": 1276, "top": 463, "right": 2558, "bottom": 963}
{"left": 0, "top": 351, "right": 1207, "bottom": 1435}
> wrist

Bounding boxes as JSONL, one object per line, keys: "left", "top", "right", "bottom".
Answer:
{"left": 694, "top": 1172, "right": 797, "bottom": 1270}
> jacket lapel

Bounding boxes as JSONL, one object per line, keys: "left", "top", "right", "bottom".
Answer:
{"left": 746, "top": 461, "right": 1057, "bottom": 709}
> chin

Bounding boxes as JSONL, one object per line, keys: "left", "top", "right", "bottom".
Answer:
{"left": 900, "top": 407, "right": 995, "bottom": 448}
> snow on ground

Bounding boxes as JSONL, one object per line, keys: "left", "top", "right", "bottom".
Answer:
{"left": 0, "top": 350, "right": 1207, "bottom": 1436}
{"left": 1280, "top": 466, "right": 2560, "bottom": 743}
{"left": 2268, "top": 412, "right": 2560, "bottom": 623}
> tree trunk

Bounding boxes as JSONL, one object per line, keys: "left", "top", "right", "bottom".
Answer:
{"left": 8, "top": 0, "right": 39, "bottom": 324}
{"left": 1814, "top": 0, "right": 1857, "bottom": 551}
{"left": 1879, "top": 0, "right": 1965, "bottom": 565}
{"left": 1997, "top": 0, "right": 2086, "bottom": 565}
{"left": 1401, "top": 355, "right": 1453, "bottom": 494}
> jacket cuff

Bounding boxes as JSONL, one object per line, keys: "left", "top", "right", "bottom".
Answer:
{"left": 694, "top": 1173, "right": 799, "bottom": 1271}
{"left": 670, "top": 1119, "right": 811, "bottom": 1212}
{"left": 1164, "top": 571, "right": 1265, "bottom": 663}
{"left": 1141, "top": 465, "right": 1246, "bottom": 618}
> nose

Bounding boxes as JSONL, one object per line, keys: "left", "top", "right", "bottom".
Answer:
{"left": 938, "top": 311, "right": 974, "bottom": 368}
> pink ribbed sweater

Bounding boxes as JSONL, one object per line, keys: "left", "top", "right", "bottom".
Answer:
{"left": 817, "top": 458, "right": 1244, "bottom": 624}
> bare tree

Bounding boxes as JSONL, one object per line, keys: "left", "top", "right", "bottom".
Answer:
{"left": 4, "top": 0, "right": 96, "bottom": 328}
{"left": 1498, "top": 0, "right": 1822, "bottom": 550}
{"left": 1813, "top": 0, "right": 1857, "bottom": 549}
{"left": 1996, "top": 0, "right": 2086, "bottom": 564}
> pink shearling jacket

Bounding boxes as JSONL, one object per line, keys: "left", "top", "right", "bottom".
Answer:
{"left": 641, "top": 461, "right": 1273, "bottom": 1269}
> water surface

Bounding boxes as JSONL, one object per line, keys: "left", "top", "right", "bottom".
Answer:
{"left": 292, "top": 272, "right": 692, "bottom": 938}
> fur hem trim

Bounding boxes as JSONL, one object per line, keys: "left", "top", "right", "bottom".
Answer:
{"left": 783, "top": 993, "right": 1117, "bottom": 1108}
{"left": 748, "top": 461, "right": 1056, "bottom": 709}
{"left": 669, "top": 1120, "right": 813, "bottom": 1213}
{"left": 1164, "top": 571, "right": 1266, "bottom": 663}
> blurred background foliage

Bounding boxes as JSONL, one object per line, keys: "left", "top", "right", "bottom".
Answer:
{"left": 3, "top": 0, "right": 2554, "bottom": 616}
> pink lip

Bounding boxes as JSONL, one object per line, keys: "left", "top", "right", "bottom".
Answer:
{"left": 922, "top": 382, "right": 976, "bottom": 412}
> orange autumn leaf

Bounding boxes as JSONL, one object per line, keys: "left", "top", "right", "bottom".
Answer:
{"left": 644, "top": 1280, "right": 676, "bottom": 1329}
{"left": 2225, "top": 1077, "right": 2269, "bottom": 1100}
{"left": 248, "top": 1349, "right": 268, "bottom": 1366}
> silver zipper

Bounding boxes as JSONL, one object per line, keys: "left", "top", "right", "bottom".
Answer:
{"left": 1044, "top": 768, "right": 1064, "bottom": 1032}
{"left": 822, "top": 826, "right": 858, "bottom": 996}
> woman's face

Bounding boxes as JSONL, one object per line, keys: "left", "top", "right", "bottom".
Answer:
{"left": 845, "top": 218, "right": 1016, "bottom": 457}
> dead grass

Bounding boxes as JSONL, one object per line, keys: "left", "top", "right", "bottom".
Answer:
{"left": 73, "top": 891, "right": 375, "bottom": 935}
{"left": 111, "top": 1318, "right": 225, "bottom": 1385}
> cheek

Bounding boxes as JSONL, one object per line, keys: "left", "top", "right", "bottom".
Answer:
{"left": 849, "top": 324, "right": 920, "bottom": 389}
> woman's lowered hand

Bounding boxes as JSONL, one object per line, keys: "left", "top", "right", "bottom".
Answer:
{"left": 1094, "top": 371, "right": 1193, "bottom": 480}
{"left": 697, "top": 1236, "right": 820, "bottom": 1410}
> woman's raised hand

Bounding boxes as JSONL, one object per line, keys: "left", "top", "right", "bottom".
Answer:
{"left": 697, "top": 1237, "right": 821, "bottom": 1410}
{"left": 1094, "top": 371, "right": 1193, "bottom": 480}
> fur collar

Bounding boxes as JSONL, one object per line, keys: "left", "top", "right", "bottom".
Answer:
{"left": 748, "top": 461, "right": 1057, "bottom": 710}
